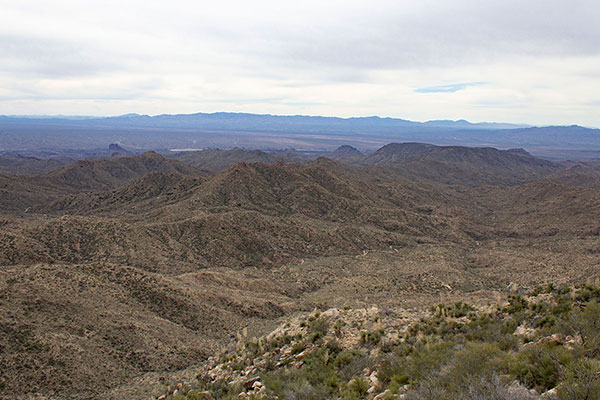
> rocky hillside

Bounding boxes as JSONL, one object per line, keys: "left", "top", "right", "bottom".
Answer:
{"left": 544, "top": 164, "right": 600, "bottom": 189}
{"left": 0, "top": 152, "right": 207, "bottom": 212}
{"left": 150, "top": 284, "right": 600, "bottom": 400}
{"left": 171, "top": 148, "right": 309, "bottom": 173}
{"left": 359, "top": 144, "right": 561, "bottom": 186}
{"left": 46, "top": 151, "right": 206, "bottom": 190}
{"left": 0, "top": 154, "right": 74, "bottom": 176}
{"left": 171, "top": 143, "right": 564, "bottom": 186}
{"left": 2, "top": 142, "right": 600, "bottom": 399}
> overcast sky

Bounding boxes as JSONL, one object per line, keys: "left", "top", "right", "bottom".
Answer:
{"left": 1, "top": 0, "right": 599, "bottom": 126}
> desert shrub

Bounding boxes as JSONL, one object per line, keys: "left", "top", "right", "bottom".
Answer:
{"left": 533, "top": 313, "right": 556, "bottom": 329}
{"left": 263, "top": 347, "right": 339, "bottom": 398}
{"left": 529, "top": 285, "right": 545, "bottom": 297}
{"left": 575, "top": 284, "right": 600, "bottom": 303}
{"left": 207, "top": 285, "right": 600, "bottom": 400}
{"left": 378, "top": 356, "right": 409, "bottom": 387}
{"left": 337, "top": 351, "right": 374, "bottom": 381}
{"left": 230, "top": 357, "right": 247, "bottom": 371}
{"left": 551, "top": 294, "right": 573, "bottom": 318}
{"left": 407, "top": 320, "right": 437, "bottom": 336}
{"left": 267, "top": 333, "right": 294, "bottom": 351}
{"left": 307, "top": 317, "right": 329, "bottom": 342}
{"left": 405, "top": 373, "right": 538, "bottom": 400}
{"left": 380, "top": 339, "right": 396, "bottom": 353}
{"left": 508, "top": 342, "right": 573, "bottom": 392}
{"left": 196, "top": 379, "right": 243, "bottom": 399}
{"left": 496, "top": 333, "right": 520, "bottom": 352}
{"left": 504, "top": 295, "right": 528, "bottom": 315}
{"left": 447, "top": 302, "right": 475, "bottom": 318}
{"left": 501, "top": 317, "right": 519, "bottom": 334}
{"left": 557, "top": 283, "right": 571, "bottom": 295}
{"left": 325, "top": 339, "right": 342, "bottom": 356}
{"left": 407, "top": 341, "right": 455, "bottom": 383}
{"left": 333, "top": 350, "right": 360, "bottom": 369}
{"left": 291, "top": 341, "right": 305, "bottom": 355}
{"left": 437, "top": 319, "right": 465, "bottom": 338}
{"left": 308, "top": 317, "right": 328, "bottom": 335}
{"left": 565, "top": 300, "right": 600, "bottom": 358}
{"left": 402, "top": 343, "right": 522, "bottom": 400}
{"left": 392, "top": 342, "right": 414, "bottom": 358}
{"left": 556, "top": 359, "right": 600, "bottom": 400}
{"left": 333, "top": 319, "right": 345, "bottom": 334}
{"left": 341, "top": 377, "right": 369, "bottom": 400}
{"left": 462, "top": 313, "right": 512, "bottom": 345}
{"left": 359, "top": 329, "right": 384, "bottom": 346}
{"left": 444, "top": 342, "right": 506, "bottom": 386}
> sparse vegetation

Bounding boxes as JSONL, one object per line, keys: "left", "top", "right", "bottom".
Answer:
{"left": 3, "top": 144, "right": 600, "bottom": 399}
{"left": 168, "top": 285, "right": 600, "bottom": 400}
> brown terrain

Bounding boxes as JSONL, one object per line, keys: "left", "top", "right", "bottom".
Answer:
{"left": 1, "top": 143, "right": 599, "bottom": 399}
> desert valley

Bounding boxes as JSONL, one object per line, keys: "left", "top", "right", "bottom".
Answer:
{"left": 2, "top": 140, "right": 600, "bottom": 399}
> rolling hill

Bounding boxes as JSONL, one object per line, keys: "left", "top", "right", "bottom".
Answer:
{"left": 170, "top": 148, "right": 309, "bottom": 172}
{"left": 1, "top": 142, "right": 600, "bottom": 399}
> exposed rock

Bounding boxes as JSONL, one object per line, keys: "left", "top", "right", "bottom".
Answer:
{"left": 541, "top": 387, "right": 558, "bottom": 399}
{"left": 252, "top": 380, "right": 263, "bottom": 390}
{"left": 374, "top": 389, "right": 391, "bottom": 400}
{"left": 515, "top": 322, "right": 536, "bottom": 338}
{"left": 243, "top": 376, "right": 261, "bottom": 391}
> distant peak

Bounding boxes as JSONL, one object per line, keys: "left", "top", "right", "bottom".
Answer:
{"left": 506, "top": 148, "right": 531, "bottom": 157}
{"left": 376, "top": 142, "right": 437, "bottom": 153}
{"left": 108, "top": 143, "right": 129, "bottom": 153}
{"left": 139, "top": 151, "right": 162, "bottom": 158}
{"left": 228, "top": 161, "right": 250, "bottom": 171}
{"left": 336, "top": 145, "right": 359, "bottom": 151}
{"left": 329, "top": 145, "right": 363, "bottom": 159}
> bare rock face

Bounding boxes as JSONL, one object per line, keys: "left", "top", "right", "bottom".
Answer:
{"left": 242, "top": 376, "right": 261, "bottom": 391}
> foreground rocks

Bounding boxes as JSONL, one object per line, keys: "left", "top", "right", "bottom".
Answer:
{"left": 157, "top": 286, "right": 599, "bottom": 399}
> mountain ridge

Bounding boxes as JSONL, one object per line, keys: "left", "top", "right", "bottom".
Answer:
{"left": 0, "top": 112, "right": 529, "bottom": 130}
{"left": 2, "top": 142, "right": 600, "bottom": 399}
{"left": 1, "top": 113, "right": 598, "bottom": 159}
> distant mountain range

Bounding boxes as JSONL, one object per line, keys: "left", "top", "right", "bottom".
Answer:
{"left": 0, "top": 112, "right": 529, "bottom": 130}
{"left": 1, "top": 112, "right": 599, "bottom": 159}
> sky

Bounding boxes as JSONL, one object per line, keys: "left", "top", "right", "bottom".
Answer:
{"left": 1, "top": 0, "right": 599, "bottom": 126}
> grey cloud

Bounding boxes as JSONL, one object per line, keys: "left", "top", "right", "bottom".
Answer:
{"left": 238, "top": 0, "right": 600, "bottom": 73}
{"left": 0, "top": 33, "right": 123, "bottom": 78}
{"left": 0, "top": 0, "right": 599, "bottom": 126}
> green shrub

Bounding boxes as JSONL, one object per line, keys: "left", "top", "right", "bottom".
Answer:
{"left": 360, "top": 329, "right": 384, "bottom": 346}
{"left": 557, "top": 359, "right": 600, "bottom": 400}
{"left": 378, "top": 357, "right": 408, "bottom": 386}
{"left": 291, "top": 341, "right": 305, "bottom": 355}
{"left": 262, "top": 347, "right": 339, "bottom": 398}
{"left": 408, "top": 342, "right": 455, "bottom": 383}
{"left": 308, "top": 317, "right": 329, "bottom": 337}
{"left": 333, "top": 349, "right": 360, "bottom": 369}
{"left": 342, "top": 377, "right": 369, "bottom": 400}
{"left": 509, "top": 343, "right": 573, "bottom": 392}
{"left": 565, "top": 300, "right": 600, "bottom": 357}
{"left": 504, "top": 295, "right": 528, "bottom": 315}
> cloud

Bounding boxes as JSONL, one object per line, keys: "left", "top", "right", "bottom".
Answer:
{"left": 0, "top": 0, "right": 599, "bottom": 126}
{"left": 415, "top": 82, "right": 486, "bottom": 93}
